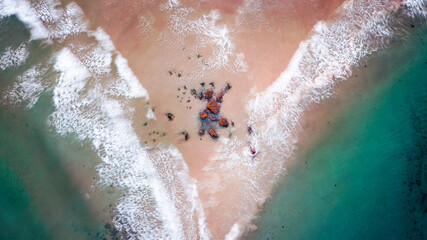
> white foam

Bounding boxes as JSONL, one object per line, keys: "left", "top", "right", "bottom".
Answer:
{"left": 164, "top": 7, "right": 235, "bottom": 71}
{"left": 224, "top": 223, "right": 241, "bottom": 240}
{"left": 199, "top": 0, "right": 427, "bottom": 236}
{"left": 0, "top": 43, "right": 29, "bottom": 70}
{"left": 114, "top": 54, "right": 150, "bottom": 99}
{"left": 146, "top": 108, "right": 157, "bottom": 120}
{"left": 0, "top": 0, "right": 49, "bottom": 40}
{"left": 2, "top": 65, "right": 47, "bottom": 109}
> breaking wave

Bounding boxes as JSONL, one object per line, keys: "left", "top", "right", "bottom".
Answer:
{"left": 1, "top": 0, "right": 209, "bottom": 239}
{"left": 200, "top": 0, "right": 427, "bottom": 238}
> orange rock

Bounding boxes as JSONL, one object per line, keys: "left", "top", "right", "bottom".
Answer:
{"left": 200, "top": 112, "right": 208, "bottom": 120}
{"left": 207, "top": 99, "right": 221, "bottom": 114}
{"left": 208, "top": 128, "right": 218, "bottom": 138}
{"left": 205, "top": 90, "right": 214, "bottom": 99}
{"left": 209, "top": 115, "right": 217, "bottom": 121}
{"left": 219, "top": 117, "right": 229, "bottom": 127}
{"left": 216, "top": 90, "right": 225, "bottom": 103}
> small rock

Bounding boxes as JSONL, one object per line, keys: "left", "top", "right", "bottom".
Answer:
{"left": 205, "top": 90, "right": 214, "bottom": 99}
{"left": 219, "top": 117, "right": 229, "bottom": 127}
{"left": 199, "top": 129, "right": 205, "bottom": 136}
{"left": 200, "top": 112, "right": 208, "bottom": 120}
{"left": 216, "top": 90, "right": 225, "bottom": 103}
{"left": 225, "top": 83, "right": 232, "bottom": 91}
{"left": 208, "top": 128, "right": 218, "bottom": 139}
{"left": 250, "top": 146, "right": 256, "bottom": 155}
{"left": 165, "top": 113, "right": 175, "bottom": 121}
{"left": 209, "top": 115, "right": 217, "bottom": 121}
{"left": 247, "top": 126, "right": 253, "bottom": 134}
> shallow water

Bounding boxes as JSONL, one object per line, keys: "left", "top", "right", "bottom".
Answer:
{"left": 248, "top": 26, "right": 427, "bottom": 240}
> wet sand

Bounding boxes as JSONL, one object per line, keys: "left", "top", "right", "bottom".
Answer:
{"left": 67, "top": 0, "right": 346, "bottom": 238}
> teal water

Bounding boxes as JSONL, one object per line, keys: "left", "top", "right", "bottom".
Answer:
{"left": 0, "top": 16, "right": 114, "bottom": 240}
{"left": 248, "top": 27, "right": 427, "bottom": 240}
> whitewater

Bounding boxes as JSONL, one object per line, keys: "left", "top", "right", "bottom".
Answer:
{"left": 0, "top": 0, "right": 426, "bottom": 239}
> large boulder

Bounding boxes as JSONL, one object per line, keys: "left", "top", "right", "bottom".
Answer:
{"left": 207, "top": 99, "right": 221, "bottom": 114}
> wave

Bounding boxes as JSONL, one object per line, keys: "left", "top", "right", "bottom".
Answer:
{"left": 200, "top": 0, "right": 427, "bottom": 238}
{"left": 0, "top": 43, "right": 29, "bottom": 70}
{"left": 1, "top": 1, "right": 209, "bottom": 239}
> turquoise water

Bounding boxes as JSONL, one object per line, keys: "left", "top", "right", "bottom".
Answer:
{"left": 249, "top": 27, "right": 427, "bottom": 240}
{"left": 0, "top": 16, "right": 113, "bottom": 240}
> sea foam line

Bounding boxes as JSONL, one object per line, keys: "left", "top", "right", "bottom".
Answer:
{"left": 1, "top": 0, "right": 210, "bottom": 239}
{"left": 200, "top": 0, "right": 427, "bottom": 238}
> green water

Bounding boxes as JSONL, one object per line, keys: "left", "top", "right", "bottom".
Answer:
{"left": 0, "top": 16, "right": 111, "bottom": 240}
{"left": 249, "top": 27, "right": 427, "bottom": 240}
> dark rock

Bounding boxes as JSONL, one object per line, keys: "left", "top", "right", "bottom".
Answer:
{"left": 250, "top": 146, "right": 256, "bottom": 155}
{"left": 225, "top": 83, "right": 232, "bottom": 91}
{"left": 200, "top": 82, "right": 205, "bottom": 87}
{"left": 198, "top": 93, "right": 204, "bottom": 100}
{"left": 177, "top": 72, "right": 182, "bottom": 77}
{"left": 207, "top": 99, "right": 221, "bottom": 114}
{"left": 209, "top": 82, "right": 215, "bottom": 88}
{"left": 199, "top": 129, "right": 205, "bottom": 136}
{"left": 165, "top": 113, "right": 175, "bottom": 121}
{"left": 247, "top": 126, "right": 253, "bottom": 134}
{"left": 209, "top": 115, "right": 217, "bottom": 121}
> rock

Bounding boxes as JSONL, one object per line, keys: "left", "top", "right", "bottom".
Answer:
{"left": 219, "top": 117, "right": 229, "bottom": 127}
{"left": 200, "top": 112, "right": 208, "bottom": 120}
{"left": 198, "top": 93, "right": 204, "bottom": 100}
{"left": 209, "top": 115, "right": 217, "bottom": 121}
{"left": 250, "top": 146, "right": 256, "bottom": 155}
{"left": 199, "top": 128, "right": 205, "bottom": 136}
{"left": 216, "top": 90, "right": 225, "bottom": 103}
{"left": 247, "top": 126, "right": 253, "bottom": 134}
{"left": 180, "top": 131, "right": 189, "bottom": 141}
{"left": 165, "top": 113, "right": 175, "bottom": 121}
{"left": 225, "top": 82, "right": 232, "bottom": 91}
{"left": 207, "top": 99, "right": 221, "bottom": 114}
{"left": 205, "top": 90, "right": 214, "bottom": 99}
{"left": 208, "top": 128, "right": 218, "bottom": 139}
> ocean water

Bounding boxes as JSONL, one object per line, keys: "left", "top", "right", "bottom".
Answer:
{"left": 248, "top": 25, "right": 427, "bottom": 240}
{"left": 1, "top": 0, "right": 426, "bottom": 239}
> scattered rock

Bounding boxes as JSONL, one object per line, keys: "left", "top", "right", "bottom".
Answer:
{"left": 247, "top": 126, "right": 253, "bottom": 134}
{"left": 177, "top": 72, "right": 182, "bottom": 77}
{"left": 207, "top": 99, "right": 221, "bottom": 114}
{"left": 219, "top": 117, "right": 229, "bottom": 127}
{"left": 200, "top": 82, "right": 205, "bottom": 87}
{"left": 208, "top": 128, "right": 218, "bottom": 139}
{"left": 225, "top": 83, "right": 232, "bottom": 91}
{"left": 143, "top": 122, "right": 148, "bottom": 126}
{"left": 200, "top": 112, "right": 208, "bottom": 120}
{"left": 250, "top": 146, "right": 256, "bottom": 155}
{"left": 199, "top": 129, "right": 205, "bottom": 136}
{"left": 165, "top": 113, "right": 175, "bottom": 121}
{"left": 209, "top": 82, "right": 215, "bottom": 88}
{"left": 198, "top": 93, "right": 204, "bottom": 100}
{"left": 231, "top": 121, "right": 235, "bottom": 127}
{"left": 180, "top": 131, "right": 189, "bottom": 141}
{"left": 205, "top": 90, "right": 214, "bottom": 99}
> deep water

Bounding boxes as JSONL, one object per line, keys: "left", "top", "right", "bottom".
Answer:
{"left": 248, "top": 27, "right": 427, "bottom": 240}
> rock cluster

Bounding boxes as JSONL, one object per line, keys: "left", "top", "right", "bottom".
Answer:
{"left": 197, "top": 83, "right": 232, "bottom": 139}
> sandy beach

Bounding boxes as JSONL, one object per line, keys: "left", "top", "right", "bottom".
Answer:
{"left": 64, "top": 0, "right": 347, "bottom": 238}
